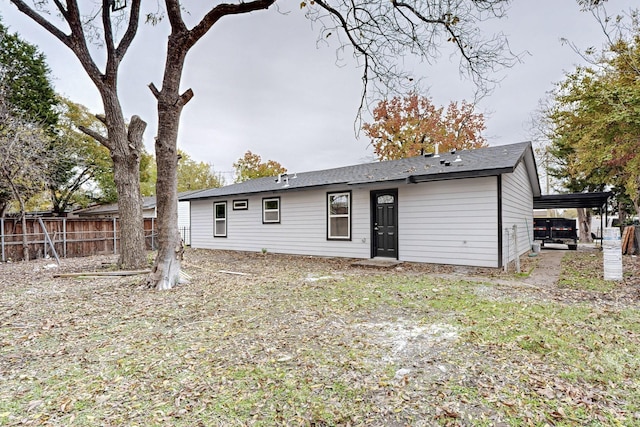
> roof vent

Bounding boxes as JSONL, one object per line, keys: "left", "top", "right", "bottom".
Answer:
{"left": 444, "top": 161, "right": 451, "bottom": 166}
{"left": 424, "top": 152, "right": 434, "bottom": 158}
{"left": 451, "top": 149, "right": 456, "bottom": 155}
{"left": 434, "top": 143, "right": 440, "bottom": 158}
{"left": 439, "top": 159, "right": 445, "bottom": 165}
{"left": 454, "top": 155, "right": 462, "bottom": 162}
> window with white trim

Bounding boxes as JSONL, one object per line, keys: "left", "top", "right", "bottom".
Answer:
{"left": 214, "top": 202, "right": 227, "bottom": 237}
{"left": 262, "top": 197, "right": 280, "bottom": 223}
{"left": 233, "top": 199, "right": 248, "bottom": 210}
{"left": 327, "top": 191, "right": 351, "bottom": 240}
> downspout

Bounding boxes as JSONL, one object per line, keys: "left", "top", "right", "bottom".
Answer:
{"left": 497, "top": 175, "right": 503, "bottom": 268}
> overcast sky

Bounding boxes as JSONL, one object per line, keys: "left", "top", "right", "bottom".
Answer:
{"left": 1, "top": 1, "right": 637, "bottom": 183}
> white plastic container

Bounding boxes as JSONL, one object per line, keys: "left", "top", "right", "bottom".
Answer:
{"left": 602, "top": 228, "right": 623, "bottom": 281}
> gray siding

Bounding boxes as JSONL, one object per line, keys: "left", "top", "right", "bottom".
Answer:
{"left": 190, "top": 186, "right": 371, "bottom": 258}
{"left": 501, "top": 161, "right": 534, "bottom": 265}
{"left": 190, "top": 177, "right": 503, "bottom": 267}
{"left": 398, "top": 177, "right": 499, "bottom": 267}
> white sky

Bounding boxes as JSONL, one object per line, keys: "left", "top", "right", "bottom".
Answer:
{"left": 1, "top": 1, "right": 637, "bottom": 183}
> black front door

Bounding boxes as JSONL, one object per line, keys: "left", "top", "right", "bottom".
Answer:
{"left": 371, "top": 190, "right": 398, "bottom": 258}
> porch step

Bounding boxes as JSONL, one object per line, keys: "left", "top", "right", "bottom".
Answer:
{"left": 352, "top": 258, "right": 403, "bottom": 268}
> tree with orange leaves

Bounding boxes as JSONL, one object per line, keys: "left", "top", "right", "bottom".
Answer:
{"left": 362, "top": 93, "right": 487, "bottom": 161}
{"left": 233, "top": 150, "right": 287, "bottom": 183}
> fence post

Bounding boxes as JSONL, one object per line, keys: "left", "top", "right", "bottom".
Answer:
{"left": 37, "top": 218, "right": 45, "bottom": 258}
{"left": 1, "top": 218, "right": 4, "bottom": 262}
{"left": 113, "top": 218, "right": 117, "bottom": 254}
{"left": 62, "top": 218, "right": 67, "bottom": 258}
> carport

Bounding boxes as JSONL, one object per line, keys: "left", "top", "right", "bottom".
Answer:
{"left": 533, "top": 191, "right": 613, "bottom": 242}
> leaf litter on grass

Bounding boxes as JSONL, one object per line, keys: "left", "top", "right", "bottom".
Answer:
{"left": 1, "top": 248, "right": 640, "bottom": 426}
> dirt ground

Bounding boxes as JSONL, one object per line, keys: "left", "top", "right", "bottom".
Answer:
{"left": 1, "top": 247, "right": 639, "bottom": 426}
{"left": 1, "top": 243, "right": 638, "bottom": 304}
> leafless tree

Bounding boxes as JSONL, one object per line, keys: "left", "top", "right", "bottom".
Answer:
{"left": 8, "top": 0, "right": 148, "bottom": 269}
{"left": 0, "top": 82, "right": 49, "bottom": 260}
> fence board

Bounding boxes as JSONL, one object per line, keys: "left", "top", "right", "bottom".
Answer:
{"left": 1, "top": 218, "right": 158, "bottom": 262}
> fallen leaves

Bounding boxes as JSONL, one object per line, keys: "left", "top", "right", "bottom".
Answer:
{"left": 1, "top": 249, "right": 639, "bottom": 425}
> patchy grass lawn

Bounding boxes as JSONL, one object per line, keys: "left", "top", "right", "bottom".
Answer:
{"left": 1, "top": 248, "right": 639, "bottom": 426}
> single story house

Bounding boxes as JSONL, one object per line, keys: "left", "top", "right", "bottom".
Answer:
{"left": 180, "top": 141, "right": 541, "bottom": 268}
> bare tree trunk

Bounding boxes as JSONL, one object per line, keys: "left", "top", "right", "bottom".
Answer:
{"left": 149, "top": 110, "right": 183, "bottom": 289}
{"left": 111, "top": 150, "right": 146, "bottom": 268}
{"left": 577, "top": 207, "right": 592, "bottom": 243}
{"left": 146, "top": 47, "right": 189, "bottom": 290}
{"left": 102, "top": 96, "right": 148, "bottom": 270}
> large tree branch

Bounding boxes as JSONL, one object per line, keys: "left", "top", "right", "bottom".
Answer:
{"left": 102, "top": 0, "right": 118, "bottom": 84}
{"left": 165, "top": 0, "right": 188, "bottom": 33}
{"left": 9, "top": 0, "right": 71, "bottom": 43}
{"left": 79, "top": 126, "right": 111, "bottom": 150}
{"left": 115, "top": 0, "right": 143, "bottom": 60}
{"left": 9, "top": 0, "right": 105, "bottom": 86}
{"left": 186, "top": 0, "right": 276, "bottom": 50}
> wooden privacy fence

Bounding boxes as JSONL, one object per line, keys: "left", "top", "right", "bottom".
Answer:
{"left": 0, "top": 218, "right": 158, "bottom": 262}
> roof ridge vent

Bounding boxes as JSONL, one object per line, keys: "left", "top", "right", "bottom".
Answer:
{"left": 275, "top": 172, "right": 288, "bottom": 184}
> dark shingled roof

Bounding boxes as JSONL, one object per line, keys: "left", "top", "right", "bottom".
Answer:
{"left": 181, "top": 141, "right": 540, "bottom": 201}
{"left": 533, "top": 192, "right": 612, "bottom": 209}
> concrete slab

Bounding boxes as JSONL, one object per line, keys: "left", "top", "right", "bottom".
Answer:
{"left": 352, "top": 258, "right": 403, "bottom": 268}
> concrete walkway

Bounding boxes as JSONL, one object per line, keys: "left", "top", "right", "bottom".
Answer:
{"left": 523, "top": 249, "right": 564, "bottom": 286}
{"left": 523, "top": 243, "right": 600, "bottom": 286}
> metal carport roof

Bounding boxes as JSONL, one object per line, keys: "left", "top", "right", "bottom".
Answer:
{"left": 533, "top": 192, "right": 613, "bottom": 210}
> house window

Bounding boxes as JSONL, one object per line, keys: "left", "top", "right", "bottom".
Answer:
{"left": 262, "top": 197, "right": 280, "bottom": 224}
{"left": 233, "top": 199, "right": 248, "bottom": 210}
{"left": 214, "top": 202, "right": 227, "bottom": 237}
{"left": 328, "top": 191, "right": 351, "bottom": 240}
